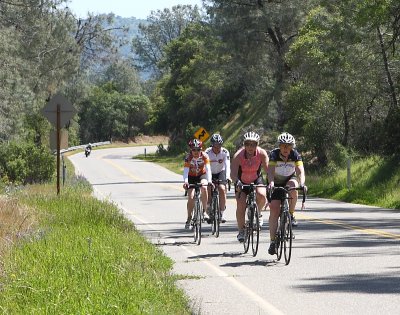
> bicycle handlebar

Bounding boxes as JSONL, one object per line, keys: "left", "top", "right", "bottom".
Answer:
{"left": 184, "top": 182, "right": 210, "bottom": 196}
{"left": 187, "top": 183, "right": 210, "bottom": 189}
{"left": 268, "top": 186, "right": 307, "bottom": 205}
{"left": 237, "top": 183, "right": 268, "bottom": 199}
{"left": 241, "top": 184, "right": 268, "bottom": 188}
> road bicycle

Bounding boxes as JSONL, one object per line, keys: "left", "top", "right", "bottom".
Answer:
{"left": 187, "top": 183, "right": 206, "bottom": 245}
{"left": 270, "top": 186, "right": 306, "bottom": 265}
{"left": 209, "top": 179, "right": 230, "bottom": 237}
{"left": 241, "top": 183, "right": 266, "bottom": 257}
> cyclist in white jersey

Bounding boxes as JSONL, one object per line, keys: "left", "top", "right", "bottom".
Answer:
{"left": 205, "top": 134, "right": 231, "bottom": 223}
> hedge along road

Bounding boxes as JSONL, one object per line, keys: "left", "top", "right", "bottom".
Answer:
{"left": 69, "top": 147, "right": 400, "bottom": 315}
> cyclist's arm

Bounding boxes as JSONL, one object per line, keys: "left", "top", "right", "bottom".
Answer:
{"left": 295, "top": 163, "right": 305, "bottom": 186}
{"left": 205, "top": 163, "right": 212, "bottom": 183}
{"left": 225, "top": 150, "right": 231, "bottom": 180}
{"left": 230, "top": 151, "right": 240, "bottom": 182}
{"left": 267, "top": 164, "right": 275, "bottom": 185}
{"left": 260, "top": 149, "right": 269, "bottom": 179}
{"left": 183, "top": 167, "right": 189, "bottom": 184}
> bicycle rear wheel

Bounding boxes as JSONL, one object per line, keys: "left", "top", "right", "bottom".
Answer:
{"left": 251, "top": 205, "right": 260, "bottom": 256}
{"left": 283, "top": 212, "right": 293, "bottom": 265}
{"left": 193, "top": 200, "right": 202, "bottom": 245}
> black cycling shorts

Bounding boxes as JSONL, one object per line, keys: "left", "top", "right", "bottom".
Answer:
{"left": 188, "top": 174, "right": 207, "bottom": 185}
{"left": 236, "top": 176, "right": 264, "bottom": 195}
{"left": 212, "top": 171, "right": 226, "bottom": 184}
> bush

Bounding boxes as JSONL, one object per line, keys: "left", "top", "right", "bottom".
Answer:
{"left": 223, "top": 141, "right": 236, "bottom": 158}
{"left": 156, "top": 143, "right": 168, "bottom": 156}
{"left": 328, "top": 143, "right": 350, "bottom": 168}
{"left": 0, "top": 141, "right": 55, "bottom": 184}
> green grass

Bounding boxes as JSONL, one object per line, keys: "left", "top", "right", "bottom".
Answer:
{"left": 136, "top": 153, "right": 185, "bottom": 175}
{"left": 0, "top": 174, "right": 190, "bottom": 314}
{"left": 307, "top": 155, "right": 400, "bottom": 209}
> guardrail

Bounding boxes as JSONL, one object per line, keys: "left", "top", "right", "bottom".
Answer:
{"left": 59, "top": 141, "right": 111, "bottom": 154}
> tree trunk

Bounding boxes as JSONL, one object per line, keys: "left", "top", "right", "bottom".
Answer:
{"left": 377, "top": 26, "right": 398, "bottom": 110}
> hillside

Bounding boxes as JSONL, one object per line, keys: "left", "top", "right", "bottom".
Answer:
{"left": 111, "top": 16, "right": 146, "bottom": 56}
{"left": 107, "top": 15, "right": 151, "bottom": 79}
{"left": 220, "top": 102, "right": 277, "bottom": 149}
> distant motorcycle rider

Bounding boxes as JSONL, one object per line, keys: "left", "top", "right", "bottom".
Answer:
{"left": 85, "top": 143, "right": 92, "bottom": 157}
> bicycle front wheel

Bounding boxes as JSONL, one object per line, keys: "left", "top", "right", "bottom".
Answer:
{"left": 276, "top": 212, "right": 284, "bottom": 261}
{"left": 193, "top": 200, "right": 202, "bottom": 245}
{"left": 211, "top": 196, "right": 220, "bottom": 237}
{"left": 283, "top": 212, "right": 293, "bottom": 265}
{"left": 251, "top": 205, "right": 260, "bottom": 257}
{"left": 243, "top": 208, "right": 251, "bottom": 253}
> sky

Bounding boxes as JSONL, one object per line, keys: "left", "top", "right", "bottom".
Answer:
{"left": 66, "top": 0, "right": 204, "bottom": 19}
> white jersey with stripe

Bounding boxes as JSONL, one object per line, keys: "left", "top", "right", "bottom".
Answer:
{"left": 205, "top": 146, "right": 231, "bottom": 177}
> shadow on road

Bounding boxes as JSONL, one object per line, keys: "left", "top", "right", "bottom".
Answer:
{"left": 295, "top": 272, "right": 400, "bottom": 294}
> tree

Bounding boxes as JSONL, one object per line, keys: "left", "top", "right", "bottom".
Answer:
{"left": 99, "top": 60, "right": 142, "bottom": 95}
{"left": 205, "top": 0, "right": 312, "bottom": 128}
{"left": 286, "top": 1, "right": 400, "bottom": 160}
{"left": 0, "top": 0, "right": 81, "bottom": 141}
{"left": 79, "top": 84, "right": 150, "bottom": 142}
{"left": 132, "top": 5, "right": 202, "bottom": 77}
{"left": 149, "top": 22, "right": 245, "bottom": 151}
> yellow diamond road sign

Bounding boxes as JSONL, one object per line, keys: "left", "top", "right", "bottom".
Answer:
{"left": 194, "top": 127, "right": 210, "bottom": 142}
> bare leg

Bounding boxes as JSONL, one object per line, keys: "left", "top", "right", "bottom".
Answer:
{"left": 287, "top": 180, "right": 298, "bottom": 215}
{"left": 186, "top": 189, "right": 195, "bottom": 220}
{"left": 235, "top": 192, "right": 247, "bottom": 230}
{"left": 219, "top": 184, "right": 226, "bottom": 211}
{"left": 268, "top": 200, "right": 281, "bottom": 240}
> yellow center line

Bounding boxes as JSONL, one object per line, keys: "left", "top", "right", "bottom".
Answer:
{"left": 298, "top": 213, "right": 400, "bottom": 240}
{"left": 101, "top": 157, "right": 184, "bottom": 192}
{"left": 99, "top": 154, "right": 400, "bottom": 241}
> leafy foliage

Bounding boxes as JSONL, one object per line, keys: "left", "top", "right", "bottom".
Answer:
{"left": 0, "top": 141, "right": 55, "bottom": 184}
{"left": 79, "top": 83, "right": 150, "bottom": 142}
{"left": 132, "top": 5, "right": 202, "bottom": 77}
{"left": 2, "top": 0, "right": 400, "bottom": 180}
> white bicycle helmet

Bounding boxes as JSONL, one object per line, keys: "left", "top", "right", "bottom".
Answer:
{"left": 243, "top": 131, "right": 260, "bottom": 143}
{"left": 278, "top": 132, "right": 296, "bottom": 147}
{"left": 210, "top": 134, "right": 223, "bottom": 145}
{"left": 189, "top": 139, "right": 202, "bottom": 148}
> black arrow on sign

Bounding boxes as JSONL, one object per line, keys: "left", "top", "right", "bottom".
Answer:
{"left": 198, "top": 130, "right": 206, "bottom": 140}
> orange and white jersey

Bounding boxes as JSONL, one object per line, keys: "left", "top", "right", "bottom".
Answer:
{"left": 183, "top": 151, "right": 212, "bottom": 182}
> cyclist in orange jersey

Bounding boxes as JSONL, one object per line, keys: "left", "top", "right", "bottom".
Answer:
{"left": 183, "top": 139, "right": 212, "bottom": 229}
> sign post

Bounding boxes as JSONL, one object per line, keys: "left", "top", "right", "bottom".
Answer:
{"left": 41, "top": 93, "right": 76, "bottom": 195}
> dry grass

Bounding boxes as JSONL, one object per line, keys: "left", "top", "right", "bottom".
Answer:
{"left": 0, "top": 196, "right": 37, "bottom": 267}
{"left": 111, "top": 135, "right": 169, "bottom": 146}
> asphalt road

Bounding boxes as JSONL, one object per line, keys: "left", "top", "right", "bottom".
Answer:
{"left": 69, "top": 147, "right": 400, "bottom": 315}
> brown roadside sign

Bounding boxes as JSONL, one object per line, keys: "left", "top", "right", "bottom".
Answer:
{"left": 41, "top": 93, "right": 76, "bottom": 127}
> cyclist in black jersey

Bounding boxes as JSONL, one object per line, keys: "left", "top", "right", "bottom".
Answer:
{"left": 267, "top": 132, "right": 306, "bottom": 255}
